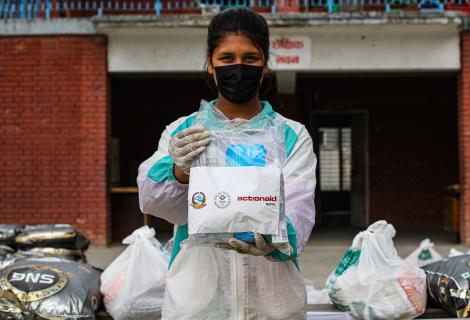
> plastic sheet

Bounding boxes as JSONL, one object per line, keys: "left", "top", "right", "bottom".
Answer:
{"left": 192, "top": 100, "right": 286, "bottom": 169}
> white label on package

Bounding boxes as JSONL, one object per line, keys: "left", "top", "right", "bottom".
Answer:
{"left": 188, "top": 166, "right": 281, "bottom": 235}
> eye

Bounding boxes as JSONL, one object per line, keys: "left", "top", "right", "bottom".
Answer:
{"left": 219, "top": 55, "right": 234, "bottom": 62}
{"left": 244, "top": 55, "right": 261, "bottom": 63}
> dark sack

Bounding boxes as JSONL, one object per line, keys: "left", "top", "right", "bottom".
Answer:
{"left": 422, "top": 254, "right": 470, "bottom": 318}
{"left": 1, "top": 251, "right": 48, "bottom": 271}
{"left": 0, "top": 290, "right": 47, "bottom": 320}
{"left": 0, "top": 255, "right": 102, "bottom": 319}
{"left": 15, "top": 225, "right": 89, "bottom": 251}
{"left": 0, "top": 245, "right": 15, "bottom": 256}
{"left": 24, "top": 248, "right": 87, "bottom": 263}
{"left": 0, "top": 250, "right": 17, "bottom": 271}
{"left": 0, "top": 225, "right": 25, "bottom": 247}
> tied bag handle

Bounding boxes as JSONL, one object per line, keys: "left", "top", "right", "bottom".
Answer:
{"left": 351, "top": 220, "right": 396, "bottom": 249}
{"left": 122, "top": 225, "right": 156, "bottom": 245}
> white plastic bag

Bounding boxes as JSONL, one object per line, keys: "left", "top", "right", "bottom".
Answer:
{"left": 404, "top": 238, "right": 442, "bottom": 267}
{"left": 448, "top": 247, "right": 470, "bottom": 257}
{"left": 326, "top": 220, "right": 427, "bottom": 320}
{"left": 100, "top": 226, "right": 168, "bottom": 320}
{"left": 307, "top": 311, "right": 354, "bottom": 320}
{"left": 305, "top": 278, "right": 331, "bottom": 305}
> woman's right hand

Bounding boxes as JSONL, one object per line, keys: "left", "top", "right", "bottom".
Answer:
{"left": 168, "top": 125, "right": 210, "bottom": 180}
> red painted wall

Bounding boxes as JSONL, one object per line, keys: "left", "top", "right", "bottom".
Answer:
{"left": 0, "top": 36, "right": 110, "bottom": 246}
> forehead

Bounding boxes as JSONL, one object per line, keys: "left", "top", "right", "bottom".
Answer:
{"left": 214, "top": 34, "right": 263, "bottom": 55}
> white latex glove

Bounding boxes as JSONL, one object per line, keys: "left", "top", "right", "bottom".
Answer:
{"left": 168, "top": 125, "right": 210, "bottom": 174}
{"left": 215, "top": 232, "right": 276, "bottom": 256}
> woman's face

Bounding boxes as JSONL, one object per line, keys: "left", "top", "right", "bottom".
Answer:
{"left": 207, "top": 34, "right": 267, "bottom": 84}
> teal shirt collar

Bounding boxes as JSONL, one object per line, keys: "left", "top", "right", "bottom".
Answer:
{"left": 209, "top": 99, "right": 276, "bottom": 119}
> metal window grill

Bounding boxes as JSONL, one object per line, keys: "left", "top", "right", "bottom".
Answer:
{"left": 1, "top": 0, "right": 468, "bottom": 19}
{"left": 319, "top": 127, "right": 351, "bottom": 192}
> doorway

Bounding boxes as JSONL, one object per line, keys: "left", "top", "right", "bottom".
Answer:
{"left": 312, "top": 112, "right": 368, "bottom": 228}
{"left": 110, "top": 73, "right": 216, "bottom": 242}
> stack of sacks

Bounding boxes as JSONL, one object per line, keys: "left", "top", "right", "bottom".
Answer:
{"left": 15, "top": 224, "right": 90, "bottom": 263}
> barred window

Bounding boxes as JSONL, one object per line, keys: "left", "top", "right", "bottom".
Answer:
{"left": 319, "top": 127, "right": 351, "bottom": 191}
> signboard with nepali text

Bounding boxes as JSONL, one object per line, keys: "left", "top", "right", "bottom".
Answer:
{"left": 270, "top": 35, "right": 311, "bottom": 70}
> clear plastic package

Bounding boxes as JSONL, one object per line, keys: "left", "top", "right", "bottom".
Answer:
{"left": 187, "top": 100, "right": 290, "bottom": 254}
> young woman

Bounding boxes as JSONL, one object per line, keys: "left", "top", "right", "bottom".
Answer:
{"left": 137, "top": 8, "right": 317, "bottom": 319}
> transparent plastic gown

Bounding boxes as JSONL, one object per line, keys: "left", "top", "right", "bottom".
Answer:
{"left": 137, "top": 99, "right": 317, "bottom": 320}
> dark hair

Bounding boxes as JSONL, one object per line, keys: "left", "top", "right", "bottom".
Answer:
{"left": 207, "top": 7, "right": 269, "bottom": 66}
{"left": 205, "top": 8, "right": 281, "bottom": 108}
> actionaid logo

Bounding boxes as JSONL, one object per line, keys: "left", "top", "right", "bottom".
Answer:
{"left": 237, "top": 196, "right": 277, "bottom": 202}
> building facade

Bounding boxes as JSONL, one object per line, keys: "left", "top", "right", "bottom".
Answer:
{"left": 1, "top": 1, "right": 470, "bottom": 245}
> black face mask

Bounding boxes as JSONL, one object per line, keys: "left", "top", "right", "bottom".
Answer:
{"left": 214, "top": 64, "right": 264, "bottom": 104}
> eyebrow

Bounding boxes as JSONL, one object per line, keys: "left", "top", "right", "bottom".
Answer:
{"left": 216, "top": 51, "right": 262, "bottom": 56}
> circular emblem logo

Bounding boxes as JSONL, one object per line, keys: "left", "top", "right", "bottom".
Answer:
{"left": 191, "top": 192, "right": 206, "bottom": 209}
{"left": 0, "top": 265, "right": 68, "bottom": 302}
{"left": 214, "top": 192, "right": 231, "bottom": 209}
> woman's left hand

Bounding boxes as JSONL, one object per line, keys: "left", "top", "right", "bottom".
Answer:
{"left": 215, "top": 232, "right": 275, "bottom": 256}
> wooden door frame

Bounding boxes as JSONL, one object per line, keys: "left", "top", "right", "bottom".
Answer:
{"left": 310, "top": 109, "right": 370, "bottom": 227}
